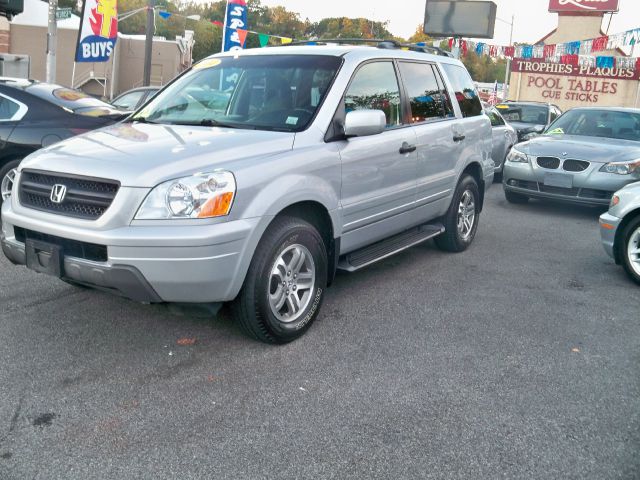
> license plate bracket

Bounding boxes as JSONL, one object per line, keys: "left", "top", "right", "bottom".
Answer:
{"left": 544, "top": 172, "right": 573, "bottom": 189}
{"left": 25, "top": 239, "right": 63, "bottom": 277}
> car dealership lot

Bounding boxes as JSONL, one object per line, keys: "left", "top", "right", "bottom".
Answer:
{"left": 0, "top": 186, "right": 638, "bottom": 480}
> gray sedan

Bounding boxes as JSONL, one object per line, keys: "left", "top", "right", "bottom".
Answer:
{"left": 600, "top": 181, "right": 640, "bottom": 284}
{"left": 485, "top": 106, "right": 517, "bottom": 181}
{"left": 503, "top": 107, "right": 640, "bottom": 205}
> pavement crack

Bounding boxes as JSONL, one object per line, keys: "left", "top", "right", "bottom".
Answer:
{"left": 8, "top": 397, "right": 23, "bottom": 433}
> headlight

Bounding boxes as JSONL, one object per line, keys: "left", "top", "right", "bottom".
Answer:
{"left": 506, "top": 149, "right": 529, "bottom": 164}
{"left": 599, "top": 159, "right": 640, "bottom": 175}
{"left": 135, "top": 171, "right": 236, "bottom": 219}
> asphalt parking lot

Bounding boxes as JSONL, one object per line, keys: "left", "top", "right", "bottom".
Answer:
{"left": 0, "top": 185, "right": 638, "bottom": 480}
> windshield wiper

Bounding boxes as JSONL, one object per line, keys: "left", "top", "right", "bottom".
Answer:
{"left": 130, "top": 116, "right": 160, "bottom": 124}
{"left": 169, "top": 119, "right": 244, "bottom": 128}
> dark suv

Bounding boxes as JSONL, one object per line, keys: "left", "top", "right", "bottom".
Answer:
{"left": 496, "top": 101, "right": 562, "bottom": 142}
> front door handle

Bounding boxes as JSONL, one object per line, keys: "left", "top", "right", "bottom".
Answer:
{"left": 399, "top": 142, "right": 417, "bottom": 154}
{"left": 453, "top": 134, "right": 466, "bottom": 142}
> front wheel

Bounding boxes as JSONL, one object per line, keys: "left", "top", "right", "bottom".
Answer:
{"left": 621, "top": 216, "right": 640, "bottom": 285}
{"left": 232, "top": 216, "right": 328, "bottom": 344}
{"left": 435, "top": 174, "right": 480, "bottom": 253}
{"left": 0, "top": 159, "right": 20, "bottom": 208}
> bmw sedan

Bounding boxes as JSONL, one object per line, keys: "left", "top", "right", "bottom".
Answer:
{"left": 0, "top": 79, "right": 124, "bottom": 209}
{"left": 503, "top": 107, "right": 640, "bottom": 206}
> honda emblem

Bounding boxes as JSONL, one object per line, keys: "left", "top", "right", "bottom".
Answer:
{"left": 50, "top": 184, "right": 67, "bottom": 204}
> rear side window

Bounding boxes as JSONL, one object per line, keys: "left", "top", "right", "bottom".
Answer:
{"left": 345, "top": 61, "right": 402, "bottom": 127}
{"left": 0, "top": 95, "right": 20, "bottom": 120}
{"left": 441, "top": 63, "right": 482, "bottom": 118}
{"left": 399, "top": 62, "right": 451, "bottom": 123}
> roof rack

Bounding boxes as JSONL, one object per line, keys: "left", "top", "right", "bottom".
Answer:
{"left": 276, "top": 38, "right": 454, "bottom": 58}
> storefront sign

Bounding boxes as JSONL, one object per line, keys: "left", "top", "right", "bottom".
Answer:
{"left": 548, "top": 0, "right": 619, "bottom": 13}
{"left": 512, "top": 58, "right": 640, "bottom": 81}
{"left": 75, "top": 0, "right": 118, "bottom": 62}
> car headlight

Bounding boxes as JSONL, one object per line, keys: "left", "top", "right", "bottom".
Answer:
{"left": 506, "top": 149, "right": 529, "bottom": 164}
{"left": 599, "top": 159, "right": 640, "bottom": 175}
{"left": 135, "top": 171, "right": 236, "bottom": 219}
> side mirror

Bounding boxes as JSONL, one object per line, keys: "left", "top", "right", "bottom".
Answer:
{"left": 344, "top": 110, "right": 386, "bottom": 137}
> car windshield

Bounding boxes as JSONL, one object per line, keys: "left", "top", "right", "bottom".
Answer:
{"left": 132, "top": 54, "right": 342, "bottom": 132}
{"left": 496, "top": 104, "right": 548, "bottom": 124}
{"left": 545, "top": 109, "right": 640, "bottom": 141}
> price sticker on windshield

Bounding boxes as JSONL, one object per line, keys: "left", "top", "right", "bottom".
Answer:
{"left": 194, "top": 59, "right": 222, "bottom": 70}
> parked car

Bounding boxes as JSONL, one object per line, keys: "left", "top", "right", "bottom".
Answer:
{"left": 495, "top": 101, "right": 562, "bottom": 142}
{"left": 111, "top": 86, "right": 160, "bottom": 112}
{"left": 503, "top": 107, "right": 640, "bottom": 205}
{"left": 0, "top": 79, "right": 125, "bottom": 209}
{"left": 1, "top": 43, "right": 493, "bottom": 343}
{"left": 484, "top": 105, "right": 517, "bottom": 181}
{"left": 600, "top": 182, "right": 640, "bottom": 284}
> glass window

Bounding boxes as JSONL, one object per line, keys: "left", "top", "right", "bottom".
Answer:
{"left": 496, "top": 104, "right": 549, "bottom": 125}
{"left": 132, "top": 55, "right": 341, "bottom": 132}
{"left": 113, "top": 90, "right": 146, "bottom": 110}
{"left": 441, "top": 63, "right": 483, "bottom": 118}
{"left": 345, "top": 62, "right": 402, "bottom": 127}
{"left": 545, "top": 109, "right": 640, "bottom": 141}
{"left": 0, "top": 96, "right": 20, "bottom": 120}
{"left": 399, "top": 62, "right": 448, "bottom": 123}
{"left": 485, "top": 108, "right": 505, "bottom": 127}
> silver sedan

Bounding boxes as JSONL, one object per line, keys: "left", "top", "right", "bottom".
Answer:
{"left": 502, "top": 107, "right": 640, "bottom": 205}
{"left": 485, "top": 106, "right": 517, "bottom": 182}
{"left": 600, "top": 181, "right": 640, "bottom": 285}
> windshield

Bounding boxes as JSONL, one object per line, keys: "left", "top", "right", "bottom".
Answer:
{"left": 545, "top": 109, "right": 640, "bottom": 141}
{"left": 133, "top": 55, "right": 342, "bottom": 132}
{"left": 496, "top": 104, "right": 548, "bottom": 124}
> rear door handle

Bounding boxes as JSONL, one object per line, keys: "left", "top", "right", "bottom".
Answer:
{"left": 399, "top": 142, "right": 417, "bottom": 154}
{"left": 453, "top": 135, "right": 466, "bottom": 142}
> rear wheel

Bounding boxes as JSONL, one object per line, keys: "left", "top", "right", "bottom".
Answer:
{"left": 435, "top": 174, "right": 480, "bottom": 253}
{"left": 232, "top": 216, "right": 328, "bottom": 344}
{"left": 0, "top": 159, "right": 20, "bottom": 208}
{"left": 621, "top": 216, "right": 640, "bottom": 285}
{"left": 504, "top": 190, "right": 529, "bottom": 204}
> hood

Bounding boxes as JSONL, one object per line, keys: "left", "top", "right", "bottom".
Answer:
{"left": 515, "top": 134, "right": 640, "bottom": 164}
{"left": 20, "top": 123, "right": 296, "bottom": 187}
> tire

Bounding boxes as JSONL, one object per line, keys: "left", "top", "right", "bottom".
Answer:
{"left": 232, "top": 216, "right": 328, "bottom": 344}
{"left": 0, "top": 159, "right": 20, "bottom": 209}
{"left": 493, "top": 169, "right": 503, "bottom": 183}
{"left": 504, "top": 190, "right": 529, "bottom": 204}
{"left": 620, "top": 216, "right": 640, "bottom": 286}
{"left": 435, "top": 174, "right": 480, "bottom": 253}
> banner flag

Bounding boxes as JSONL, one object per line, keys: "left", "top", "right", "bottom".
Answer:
{"left": 258, "top": 33, "right": 269, "bottom": 48}
{"left": 75, "top": 0, "right": 118, "bottom": 62}
{"left": 222, "top": 0, "right": 248, "bottom": 52}
{"left": 237, "top": 29, "right": 248, "bottom": 48}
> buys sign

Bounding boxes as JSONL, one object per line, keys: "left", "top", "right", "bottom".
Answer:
{"left": 75, "top": 0, "right": 118, "bottom": 62}
{"left": 548, "top": 0, "right": 619, "bottom": 13}
{"left": 222, "top": 0, "right": 248, "bottom": 52}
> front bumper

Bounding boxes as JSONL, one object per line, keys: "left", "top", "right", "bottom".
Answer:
{"left": 599, "top": 212, "right": 622, "bottom": 261}
{"left": 1, "top": 203, "right": 268, "bottom": 304}
{"left": 502, "top": 159, "right": 636, "bottom": 206}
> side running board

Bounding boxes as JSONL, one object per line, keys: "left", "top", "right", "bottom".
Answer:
{"left": 337, "top": 223, "right": 445, "bottom": 272}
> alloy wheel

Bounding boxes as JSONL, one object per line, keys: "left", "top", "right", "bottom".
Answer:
{"left": 457, "top": 190, "right": 476, "bottom": 240}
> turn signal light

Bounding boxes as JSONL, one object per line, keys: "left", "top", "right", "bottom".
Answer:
{"left": 197, "top": 192, "right": 234, "bottom": 218}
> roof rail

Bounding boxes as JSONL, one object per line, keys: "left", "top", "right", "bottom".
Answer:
{"left": 276, "top": 38, "right": 454, "bottom": 58}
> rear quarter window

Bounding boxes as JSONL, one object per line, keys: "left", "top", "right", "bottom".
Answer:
{"left": 441, "top": 63, "right": 483, "bottom": 118}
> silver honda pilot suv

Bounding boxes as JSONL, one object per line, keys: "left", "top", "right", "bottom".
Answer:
{"left": 1, "top": 43, "right": 493, "bottom": 343}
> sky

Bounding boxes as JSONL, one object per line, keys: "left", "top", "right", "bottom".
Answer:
{"left": 257, "top": 0, "right": 640, "bottom": 46}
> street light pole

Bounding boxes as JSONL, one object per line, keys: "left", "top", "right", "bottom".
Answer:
{"left": 46, "top": 0, "right": 58, "bottom": 83}
{"left": 143, "top": 0, "right": 155, "bottom": 86}
{"left": 503, "top": 14, "right": 515, "bottom": 101}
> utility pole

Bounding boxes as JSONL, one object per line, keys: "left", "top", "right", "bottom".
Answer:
{"left": 503, "top": 14, "right": 515, "bottom": 101}
{"left": 46, "top": 0, "right": 58, "bottom": 83}
{"left": 143, "top": 0, "right": 155, "bottom": 86}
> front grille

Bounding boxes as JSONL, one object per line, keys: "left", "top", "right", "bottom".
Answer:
{"left": 18, "top": 170, "right": 120, "bottom": 220}
{"left": 14, "top": 227, "right": 108, "bottom": 262}
{"left": 539, "top": 184, "right": 579, "bottom": 196}
{"left": 563, "top": 160, "right": 590, "bottom": 172}
{"left": 537, "top": 157, "right": 560, "bottom": 169}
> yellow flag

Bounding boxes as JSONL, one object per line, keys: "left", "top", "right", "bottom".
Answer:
{"left": 281, "top": 37, "right": 293, "bottom": 45}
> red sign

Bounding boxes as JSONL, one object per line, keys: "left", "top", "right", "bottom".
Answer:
{"left": 548, "top": 0, "right": 619, "bottom": 13}
{"left": 512, "top": 58, "right": 639, "bottom": 81}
